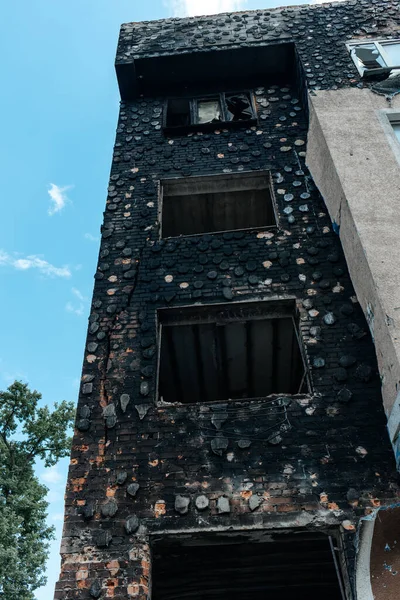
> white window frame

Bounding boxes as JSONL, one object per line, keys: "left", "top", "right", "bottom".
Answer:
{"left": 390, "top": 117, "right": 400, "bottom": 142}
{"left": 377, "top": 109, "right": 400, "bottom": 168}
{"left": 385, "top": 111, "right": 400, "bottom": 143}
{"left": 347, "top": 39, "right": 400, "bottom": 77}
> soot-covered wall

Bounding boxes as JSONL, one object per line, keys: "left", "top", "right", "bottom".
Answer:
{"left": 54, "top": 2, "right": 400, "bottom": 599}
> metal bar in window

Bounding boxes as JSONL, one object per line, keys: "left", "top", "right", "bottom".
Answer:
{"left": 291, "top": 315, "right": 310, "bottom": 394}
{"left": 190, "top": 99, "right": 196, "bottom": 126}
{"left": 220, "top": 92, "right": 229, "bottom": 122}
{"left": 328, "top": 536, "right": 347, "bottom": 600}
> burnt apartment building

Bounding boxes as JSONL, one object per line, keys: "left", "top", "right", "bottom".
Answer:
{"left": 55, "top": 1, "right": 400, "bottom": 599}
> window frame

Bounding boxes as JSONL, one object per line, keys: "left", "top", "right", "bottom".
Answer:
{"left": 347, "top": 39, "right": 400, "bottom": 77}
{"left": 377, "top": 109, "right": 400, "bottom": 169}
{"left": 156, "top": 298, "right": 311, "bottom": 407}
{"left": 150, "top": 529, "right": 349, "bottom": 600}
{"left": 158, "top": 170, "right": 279, "bottom": 240}
{"left": 163, "top": 90, "right": 257, "bottom": 133}
{"left": 390, "top": 118, "right": 400, "bottom": 142}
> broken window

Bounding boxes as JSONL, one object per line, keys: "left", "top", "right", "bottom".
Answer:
{"left": 348, "top": 40, "right": 400, "bottom": 77}
{"left": 225, "top": 92, "right": 254, "bottom": 121}
{"left": 161, "top": 171, "right": 276, "bottom": 238}
{"left": 165, "top": 92, "right": 256, "bottom": 130}
{"left": 158, "top": 300, "right": 308, "bottom": 404}
{"left": 152, "top": 530, "right": 346, "bottom": 600}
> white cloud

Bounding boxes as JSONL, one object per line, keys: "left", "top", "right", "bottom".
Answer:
{"left": 48, "top": 183, "right": 72, "bottom": 216}
{"left": 65, "top": 301, "right": 84, "bottom": 316}
{"left": 167, "top": 0, "right": 247, "bottom": 17}
{"left": 0, "top": 250, "right": 71, "bottom": 278}
{"left": 84, "top": 233, "right": 99, "bottom": 242}
{"left": 41, "top": 465, "right": 63, "bottom": 485}
{"left": 72, "top": 287, "right": 87, "bottom": 302}
{"left": 65, "top": 288, "right": 88, "bottom": 317}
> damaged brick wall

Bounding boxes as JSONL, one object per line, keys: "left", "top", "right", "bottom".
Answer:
{"left": 54, "top": 1, "right": 400, "bottom": 599}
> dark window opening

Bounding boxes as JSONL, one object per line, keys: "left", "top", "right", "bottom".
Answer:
{"left": 152, "top": 531, "right": 346, "bottom": 600}
{"left": 158, "top": 301, "right": 308, "bottom": 405}
{"left": 165, "top": 91, "right": 256, "bottom": 131}
{"left": 165, "top": 98, "right": 191, "bottom": 128}
{"left": 226, "top": 93, "right": 254, "bottom": 121}
{"left": 161, "top": 171, "right": 276, "bottom": 238}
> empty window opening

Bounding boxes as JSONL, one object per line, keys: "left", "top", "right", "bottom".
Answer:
{"left": 158, "top": 301, "right": 308, "bottom": 404}
{"left": 161, "top": 171, "right": 276, "bottom": 238}
{"left": 166, "top": 98, "right": 191, "bottom": 128}
{"left": 152, "top": 531, "right": 346, "bottom": 600}
{"left": 348, "top": 39, "right": 400, "bottom": 77}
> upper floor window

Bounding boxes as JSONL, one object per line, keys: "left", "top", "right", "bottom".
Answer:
{"left": 348, "top": 40, "right": 400, "bottom": 77}
{"left": 160, "top": 171, "right": 276, "bottom": 238}
{"left": 164, "top": 92, "right": 256, "bottom": 133}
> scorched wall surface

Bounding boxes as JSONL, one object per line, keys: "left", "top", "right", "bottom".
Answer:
{"left": 54, "top": 1, "right": 400, "bottom": 599}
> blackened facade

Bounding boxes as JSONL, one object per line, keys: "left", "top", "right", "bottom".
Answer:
{"left": 54, "top": 1, "right": 400, "bottom": 599}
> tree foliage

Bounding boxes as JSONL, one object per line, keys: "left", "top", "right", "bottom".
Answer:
{"left": 0, "top": 381, "right": 75, "bottom": 600}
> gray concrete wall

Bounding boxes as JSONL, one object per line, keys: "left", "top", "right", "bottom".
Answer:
{"left": 306, "top": 88, "right": 400, "bottom": 455}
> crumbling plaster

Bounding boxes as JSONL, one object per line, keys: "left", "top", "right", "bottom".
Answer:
{"left": 307, "top": 89, "right": 400, "bottom": 428}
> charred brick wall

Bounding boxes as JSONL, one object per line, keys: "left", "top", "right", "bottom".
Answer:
{"left": 55, "top": 2, "right": 400, "bottom": 599}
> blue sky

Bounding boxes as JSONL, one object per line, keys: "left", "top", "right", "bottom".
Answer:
{"left": 0, "top": 0, "right": 333, "bottom": 598}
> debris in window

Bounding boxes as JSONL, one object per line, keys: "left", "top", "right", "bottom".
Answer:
{"left": 225, "top": 93, "right": 254, "bottom": 121}
{"left": 197, "top": 99, "right": 221, "bottom": 124}
{"left": 352, "top": 44, "right": 386, "bottom": 70}
{"left": 371, "top": 73, "right": 400, "bottom": 98}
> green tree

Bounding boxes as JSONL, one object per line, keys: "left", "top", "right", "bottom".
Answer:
{"left": 0, "top": 381, "right": 75, "bottom": 600}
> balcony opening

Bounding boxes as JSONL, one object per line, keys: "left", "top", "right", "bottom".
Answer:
{"left": 151, "top": 530, "right": 346, "bottom": 600}
{"left": 158, "top": 300, "right": 308, "bottom": 405}
{"left": 161, "top": 171, "right": 276, "bottom": 238}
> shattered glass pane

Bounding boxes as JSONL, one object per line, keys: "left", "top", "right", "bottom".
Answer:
{"left": 225, "top": 93, "right": 254, "bottom": 121}
{"left": 197, "top": 99, "right": 221, "bottom": 124}
{"left": 351, "top": 43, "right": 387, "bottom": 71}
{"left": 382, "top": 42, "right": 400, "bottom": 66}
